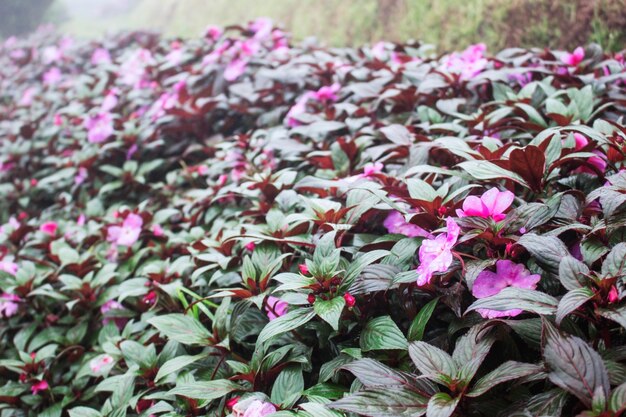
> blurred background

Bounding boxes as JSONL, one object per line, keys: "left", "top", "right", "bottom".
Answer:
{"left": 1, "top": 0, "right": 625, "bottom": 51}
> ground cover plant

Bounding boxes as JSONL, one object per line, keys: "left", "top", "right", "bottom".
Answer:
{"left": 0, "top": 19, "right": 626, "bottom": 417}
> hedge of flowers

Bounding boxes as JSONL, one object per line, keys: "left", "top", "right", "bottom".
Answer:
{"left": 1, "top": 19, "right": 626, "bottom": 417}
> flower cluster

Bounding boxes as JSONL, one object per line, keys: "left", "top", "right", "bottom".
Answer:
{"left": 0, "top": 20, "right": 625, "bottom": 417}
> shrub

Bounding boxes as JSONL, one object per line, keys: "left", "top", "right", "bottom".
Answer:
{"left": 0, "top": 20, "right": 625, "bottom": 417}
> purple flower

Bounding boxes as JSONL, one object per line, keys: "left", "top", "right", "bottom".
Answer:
{"left": 0, "top": 293, "right": 21, "bottom": 318}
{"left": 441, "top": 43, "right": 488, "bottom": 80}
{"left": 0, "top": 259, "right": 18, "bottom": 275}
{"left": 91, "top": 48, "right": 111, "bottom": 65}
{"left": 472, "top": 260, "right": 541, "bottom": 318}
{"left": 101, "top": 299, "right": 127, "bottom": 328}
{"left": 224, "top": 58, "right": 248, "bottom": 81}
{"left": 384, "top": 211, "right": 431, "bottom": 238}
{"left": 416, "top": 218, "right": 460, "bottom": 286}
{"left": 107, "top": 213, "right": 143, "bottom": 247}
{"left": 312, "top": 83, "right": 340, "bottom": 102}
{"left": 43, "top": 67, "right": 62, "bottom": 85}
{"left": 85, "top": 113, "right": 114, "bottom": 143}
{"left": 456, "top": 188, "right": 515, "bottom": 221}
{"left": 561, "top": 47, "right": 584, "bottom": 66}
{"left": 233, "top": 399, "right": 277, "bottom": 417}
{"left": 264, "top": 296, "right": 288, "bottom": 321}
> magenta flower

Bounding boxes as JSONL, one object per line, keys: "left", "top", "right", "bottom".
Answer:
{"left": 91, "top": 48, "right": 111, "bottom": 65}
{"left": 456, "top": 188, "right": 514, "bottom": 221}
{"left": 285, "top": 92, "right": 313, "bottom": 127}
{"left": 569, "top": 133, "right": 607, "bottom": 174}
{"left": 90, "top": 354, "right": 114, "bottom": 373}
{"left": 233, "top": 399, "right": 277, "bottom": 417}
{"left": 85, "top": 113, "right": 114, "bottom": 143}
{"left": 0, "top": 260, "right": 18, "bottom": 275}
{"left": 249, "top": 17, "right": 273, "bottom": 40}
{"left": 360, "top": 162, "right": 384, "bottom": 178}
{"left": 40, "top": 221, "right": 58, "bottom": 236}
{"left": 224, "top": 58, "right": 248, "bottom": 81}
{"left": 264, "top": 296, "right": 288, "bottom": 321}
{"left": 416, "top": 217, "right": 460, "bottom": 286}
{"left": 312, "top": 83, "right": 340, "bottom": 102}
{"left": 0, "top": 293, "right": 21, "bottom": 317}
{"left": 151, "top": 224, "right": 164, "bottom": 237}
{"left": 101, "top": 299, "right": 127, "bottom": 328}
{"left": 472, "top": 260, "right": 541, "bottom": 318}
{"left": 441, "top": 43, "right": 488, "bottom": 80}
{"left": 384, "top": 211, "right": 431, "bottom": 238}
{"left": 31, "top": 380, "right": 49, "bottom": 395}
{"left": 204, "top": 25, "right": 223, "bottom": 41}
{"left": 43, "top": 67, "right": 62, "bottom": 85}
{"left": 107, "top": 213, "right": 143, "bottom": 246}
{"left": 561, "top": 47, "right": 584, "bottom": 66}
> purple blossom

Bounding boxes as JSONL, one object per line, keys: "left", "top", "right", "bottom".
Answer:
{"left": 107, "top": 213, "right": 143, "bottom": 246}
{"left": 384, "top": 211, "right": 431, "bottom": 238}
{"left": 472, "top": 260, "right": 541, "bottom": 318}
{"left": 416, "top": 217, "right": 460, "bottom": 286}
{"left": 0, "top": 293, "right": 21, "bottom": 318}
{"left": 85, "top": 113, "right": 114, "bottom": 143}
{"left": 441, "top": 43, "right": 488, "bottom": 80}
{"left": 264, "top": 296, "right": 288, "bottom": 321}
{"left": 456, "top": 188, "right": 515, "bottom": 221}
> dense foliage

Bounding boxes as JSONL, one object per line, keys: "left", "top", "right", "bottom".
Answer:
{"left": 1, "top": 20, "right": 626, "bottom": 417}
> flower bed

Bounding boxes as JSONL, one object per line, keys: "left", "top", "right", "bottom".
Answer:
{"left": 1, "top": 20, "right": 626, "bottom": 417}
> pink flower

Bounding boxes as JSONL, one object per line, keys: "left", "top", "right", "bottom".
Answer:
{"left": 569, "top": 133, "right": 607, "bottom": 174}
{"left": 245, "top": 242, "right": 256, "bottom": 252}
{"left": 285, "top": 92, "right": 314, "bottom": 127}
{"left": 233, "top": 400, "right": 277, "bottom": 417}
{"left": 224, "top": 58, "right": 247, "bottom": 81}
{"left": 0, "top": 293, "right": 21, "bottom": 317}
{"left": 40, "top": 221, "right": 58, "bottom": 236}
{"left": 85, "top": 113, "right": 114, "bottom": 143}
{"left": 91, "top": 48, "right": 111, "bottom": 65}
{"left": 265, "top": 296, "right": 288, "bottom": 321}
{"left": 416, "top": 218, "right": 460, "bottom": 286}
{"left": 361, "top": 162, "right": 383, "bottom": 177}
{"left": 31, "top": 380, "right": 49, "bottom": 395}
{"left": 384, "top": 211, "right": 431, "bottom": 238}
{"left": 472, "top": 260, "right": 541, "bottom": 318}
{"left": 561, "top": 47, "right": 585, "bottom": 66}
{"left": 312, "top": 83, "right": 340, "bottom": 102}
{"left": 101, "top": 299, "right": 127, "bottom": 328}
{"left": 75, "top": 167, "right": 88, "bottom": 185}
{"left": 608, "top": 286, "right": 619, "bottom": 304}
{"left": 249, "top": 17, "right": 273, "bottom": 40}
{"left": 19, "top": 87, "right": 36, "bottom": 106}
{"left": 442, "top": 43, "right": 488, "bottom": 80}
{"left": 101, "top": 90, "right": 118, "bottom": 112}
{"left": 456, "top": 188, "right": 515, "bottom": 221}
{"left": 298, "top": 263, "right": 309, "bottom": 275}
{"left": 107, "top": 213, "right": 143, "bottom": 246}
{"left": 43, "top": 67, "right": 62, "bottom": 85}
{"left": 204, "top": 25, "right": 223, "bottom": 41}
{"left": 151, "top": 224, "right": 164, "bottom": 237}
{"left": 0, "top": 260, "right": 18, "bottom": 275}
{"left": 90, "top": 354, "right": 114, "bottom": 373}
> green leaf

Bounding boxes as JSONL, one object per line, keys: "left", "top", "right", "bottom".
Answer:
{"left": 598, "top": 306, "right": 626, "bottom": 330}
{"left": 360, "top": 316, "right": 408, "bottom": 351}
{"left": 147, "top": 314, "right": 212, "bottom": 345}
{"left": 408, "top": 341, "right": 457, "bottom": 383}
{"left": 556, "top": 287, "right": 594, "bottom": 325}
{"left": 314, "top": 296, "right": 346, "bottom": 331}
{"left": 467, "top": 361, "right": 544, "bottom": 397}
{"left": 341, "top": 250, "right": 389, "bottom": 291}
{"left": 342, "top": 358, "right": 420, "bottom": 388}
{"left": 155, "top": 354, "right": 206, "bottom": 383}
{"left": 329, "top": 387, "right": 428, "bottom": 417}
{"left": 408, "top": 298, "right": 438, "bottom": 342}
{"left": 457, "top": 160, "right": 528, "bottom": 187}
{"left": 543, "top": 322, "right": 610, "bottom": 407}
{"left": 299, "top": 402, "right": 344, "bottom": 417}
{"left": 271, "top": 364, "right": 304, "bottom": 407}
{"left": 601, "top": 242, "right": 626, "bottom": 278}
{"left": 302, "top": 383, "right": 347, "bottom": 400}
{"left": 257, "top": 308, "right": 316, "bottom": 345}
{"left": 426, "top": 393, "right": 460, "bottom": 417}
{"left": 517, "top": 233, "right": 569, "bottom": 274}
{"left": 466, "top": 287, "right": 558, "bottom": 316}
{"left": 609, "top": 382, "right": 626, "bottom": 413}
{"left": 558, "top": 256, "right": 590, "bottom": 291}
{"left": 166, "top": 379, "right": 240, "bottom": 400}
{"left": 68, "top": 408, "right": 102, "bottom": 417}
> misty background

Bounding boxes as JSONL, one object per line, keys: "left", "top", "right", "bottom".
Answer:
{"left": 1, "top": 0, "right": 625, "bottom": 51}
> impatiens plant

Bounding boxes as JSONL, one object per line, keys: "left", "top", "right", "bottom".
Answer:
{"left": 1, "top": 18, "right": 626, "bottom": 417}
